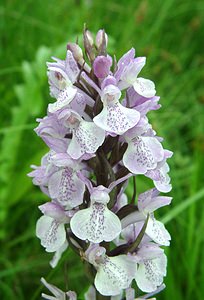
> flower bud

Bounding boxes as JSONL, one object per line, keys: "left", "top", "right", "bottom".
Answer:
{"left": 95, "top": 29, "right": 108, "bottom": 49}
{"left": 67, "top": 43, "right": 84, "bottom": 64}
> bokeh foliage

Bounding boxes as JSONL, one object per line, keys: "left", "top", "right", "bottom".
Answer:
{"left": 0, "top": 0, "right": 204, "bottom": 299}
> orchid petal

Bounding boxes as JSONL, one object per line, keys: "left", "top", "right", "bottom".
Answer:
{"left": 95, "top": 255, "right": 136, "bottom": 296}
{"left": 145, "top": 217, "right": 171, "bottom": 246}
{"left": 138, "top": 189, "right": 172, "bottom": 213}
{"left": 67, "top": 121, "right": 105, "bottom": 159}
{"left": 94, "top": 102, "right": 140, "bottom": 135}
{"left": 36, "top": 216, "right": 66, "bottom": 252}
{"left": 70, "top": 204, "right": 121, "bottom": 243}
{"left": 48, "top": 86, "right": 77, "bottom": 113}
{"left": 123, "top": 137, "right": 164, "bottom": 174}
{"left": 133, "top": 78, "right": 156, "bottom": 98}
{"left": 48, "top": 168, "right": 85, "bottom": 208}
{"left": 50, "top": 240, "right": 68, "bottom": 268}
{"left": 135, "top": 254, "right": 167, "bottom": 293}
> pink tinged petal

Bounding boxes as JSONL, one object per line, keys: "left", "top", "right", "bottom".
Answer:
{"left": 115, "top": 48, "right": 135, "bottom": 81}
{"left": 121, "top": 211, "right": 145, "bottom": 229}
{"left": 81, "top": 71, "right": 102, "bottom": 95}
{"left": 48, "top": 86, "right": 77, "bottom": 113}
{"left": 123, "top": 137, "right": 164, "bottom": 174}
{"left": 48, "top": 168, "right": 85, "bottom": 209}
{"left": 67, "top": 121, "right": 105, "bottom": 159}
{"left": 70, "top": 204, "right": 121, "bottom": 243}
{"left": 136, "top": 243, "right": 164, "bottom": 261}
{"left": 143, "top": 196, "right": 172, "bottom": 213}
{"left": 95, "top": 255, "right": 136, "bottom": 296}
{"left": 145, "top": 217, "right": 171, "bottom": 246}
{"left": 133, "top": 78, "right": 156, "bottom": 98}
{"left": 121, "top": 57, "right": 146, "bottom": 83}
{"left": 135, "top": 254, "right": 167, "bottom": 293}
{"left": 138, "top": 189, "right": 172, "bottom": 213}
{"left": 93, "top": 55, "right": 112, "bottom": 78}
{"left": 50, "top": 240, "right": 68, "bottom": 268}
{"left": 101, "top": 75, "right": 117, "bottom": 89}
{"left": 36, "top": 216, "right": 66, "bottom": 252}
{"left": 65, "top": 50, "right": 79, "bottom": 83}
{"left": 94, "top": 102, "right": 140, "bottom": 135}
{"left": 39, "top": 202, "right": 68, "bottom": 221}
{"left": 147, "top": 163, "right": 172, "bottom": 193}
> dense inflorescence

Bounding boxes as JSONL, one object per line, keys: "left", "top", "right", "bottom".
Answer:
{"left": 28, "top": 28, "right": 172, "bottom": 300}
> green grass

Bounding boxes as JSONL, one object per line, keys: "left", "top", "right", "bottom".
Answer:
{"left": 0, "top": 0, "right": 204, "bottom": 299}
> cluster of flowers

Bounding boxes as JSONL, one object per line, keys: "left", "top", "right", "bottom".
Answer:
{"left": 29, "top": 28, "right": 172, "bottom": 300}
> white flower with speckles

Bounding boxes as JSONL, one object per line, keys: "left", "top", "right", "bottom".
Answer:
{"left": 48, "top": 153, "right": 86, "bottom": 209}
{"left": 59, "top": 110, "right": 105, "bottom": 160}
{"left": 134, "top": 243, "right": 167, "bottom": 293}
{"left": 116, "top": 50, "right": 156, "bottom": 98}
{"left": 123, "top": 118, "right": 164, "bottom": 175}
{"left": 86, "top": 245, "right": 136, "bottom": 296}
{"left": 36, "top": 202, "right": 70, "bottom": 252}
{"left": 47, "top": 51, "right": 79, "bottom": 113}
{"left": 70, "top": 186, "right": 122, "bottom": 243}
{"left": 93, "top": 84, "right": 140, "bottom": 135}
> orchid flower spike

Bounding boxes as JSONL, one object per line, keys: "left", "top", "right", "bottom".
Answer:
{"left": 93, "top": 79, "right": 140, "bottom": 135}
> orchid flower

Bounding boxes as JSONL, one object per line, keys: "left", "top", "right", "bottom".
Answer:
{"left": 115, "top": 49, "right": 156, "bottom": 98}
{"left": 146, "top": 150, "right": 173, "bottom": 193}
{"left": 121, "top": 189, "right": 172, "bottom": 246}
{"left": 70, "top": 173, "right": 132, "bottom": 243}
{"left": 93, "top": 81, "right": 140, "bottom": 135}
{"left": 86, "top": 245, "right": 136, "bottom": 296}
{"left": 48, "top": 153, "right": 86, "bottom": 209}
{"left": 36, "top": 202, "right": 70, "bottom": 252}
{"left": 47, "top": 50, "right": 79, "bottom": 113}
{"left": 59, "top": 110, "right": 105, "bottom": 159}
{"left": 123, "top": 118, "right": 164, "bottom": 175}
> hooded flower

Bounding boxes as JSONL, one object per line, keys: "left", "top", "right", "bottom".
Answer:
{"left": 121, "top": 223, "right": 167, "bottom": 293}
{"left": 146, "top": 150, "right": 173, "bottom": 193}
{"left": 121, "top": 189, "right": 172, "bottom": 246}
{"left": 48, "top": 153, "right": 86, "bottom": 209}
{"left": 86, "top": 245, "right": 136, "bottom": 296}
{"left": 115, "top": 49, "right": 156, "bottom": 98}
{"left": 36, "top": 202, "right": 70, "bottom": 252}
{"left": 47, "top": 50, "right": 79, "bottom": 113}
{"left": 59, "top": 110, "right": 105, "bottom": 159}
{"left": 35, "top": 114, "right": 69, "bottom": 153}
{"left": 93, "top": 82, "right": 140, "bottom": 135}
{"left": 123, "top": 118, "right": 164, "bottom": 175}
{"left": 134, "top": 243, "right": 167, "bottom": 293}
{"left": 70, "top": 185, "right": 121, "bottom": 243}
{"left": 124, "top": 87, "right": 161, "bottom": 116}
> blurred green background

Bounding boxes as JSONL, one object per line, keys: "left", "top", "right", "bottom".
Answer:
{"left": 0, "top": 0, "right": 204, "bottom": 299}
